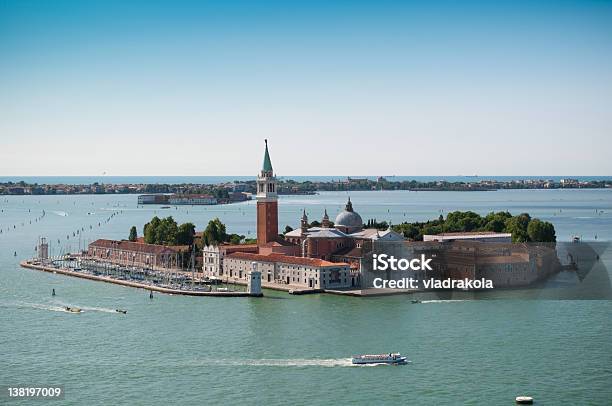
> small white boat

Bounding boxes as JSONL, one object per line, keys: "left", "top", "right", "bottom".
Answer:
{"left": 515, "top": 396, "right": 533, "bottom": 404}
{"left": 352, "top": 353, "right": 407, "bottom": 365}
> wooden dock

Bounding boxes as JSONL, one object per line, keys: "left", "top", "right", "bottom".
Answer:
{"left": 20, "top": 261, "right": 262, "bottom": 297}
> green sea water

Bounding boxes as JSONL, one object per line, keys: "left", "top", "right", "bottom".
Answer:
{"left": 1, "top": 190, "right": 611, "bottom": 405}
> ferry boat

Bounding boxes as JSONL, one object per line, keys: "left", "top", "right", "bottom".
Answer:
{"left": 351, "top": 353, "right": 407, "bottom": 365}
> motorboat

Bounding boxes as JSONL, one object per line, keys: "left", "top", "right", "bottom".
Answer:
{"left": 351, "top": 353, "right": 407, "bottom": 365}
{"left": 411, "top": 299, "right": 422, "bottom": 304}
{"left": 115, "top": 309, "right": 127, "bottom": 314}
{"left": 65, "top": 307, "right": 82, "bottom": 313}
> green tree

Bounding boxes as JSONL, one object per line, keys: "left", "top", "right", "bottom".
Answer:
{"left": 505, "top": 213, "right": 531, "bottom": 242}
{"left": 203, "top": 218, "right": 227, "bottom": 246}
{"left": 284, "top": 225, "right": 294, "bottom": 234}
{"left": 143, "top": 216, "right": 161, "bottom": 244}
{"left": 143, "top": 216, "right": 179, "bottom": 245}
{"left": 483, "top": 211, "right": 512, "bottom": 232}
{"left": 155, "top": 216, "right": 179, "bottom": 245}
{"left": 394, "top": 223, "right": 421, "bottom": 240}
{"left": 527, "top": 219, "right": 556, "bottom": 242}
{"left": 176, "top": 222, "right": 196, "bottom": 245}
{"left": 227, "top": 233, "right": 244, "bottom": 244}
{"left": 444, "top": 211, "right": 483, "bottom": 232}
{"left": 128, "top": 226, "right": 137, "bottom": 242}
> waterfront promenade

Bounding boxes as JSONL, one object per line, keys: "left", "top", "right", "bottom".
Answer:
{"left": 20, "top": 260, "right": 262, "bottom": 297}
{"left": 20, "top": 259, "right": 419, "bottom": 297}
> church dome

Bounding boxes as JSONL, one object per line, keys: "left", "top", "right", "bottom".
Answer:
{"left": 334, "top": 198, "right": 363, "bottom": 231}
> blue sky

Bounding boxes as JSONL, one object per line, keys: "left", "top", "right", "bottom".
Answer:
{"left": 1, "top": 0, "right": 611, "bottom": 176}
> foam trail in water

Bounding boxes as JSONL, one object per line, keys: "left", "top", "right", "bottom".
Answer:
{"left": 78, "top": 306, "right": 119, "bottom": 313}
{"left": 420, "top": 299, "right": 467, "bottom": 304}
{"left": 10, "top": 301, "right": 78, "bottom": 313}
{"left": 53, "top": 301, "right": 118, "bottom": 313}
{"left": 191, "top": 358, "right": 355, "bottom": 367}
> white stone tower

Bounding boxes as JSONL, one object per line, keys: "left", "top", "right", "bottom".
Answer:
{"left": 248, "top": 261, "right": 262, "bottom": 296}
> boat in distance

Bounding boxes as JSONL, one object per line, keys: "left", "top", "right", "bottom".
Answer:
{"left": 351, "top": 353, "right": 408, "bottom": 365}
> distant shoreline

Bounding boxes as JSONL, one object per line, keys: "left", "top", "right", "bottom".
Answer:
{"left": 1, "top": 175, "right": 612, "bottom": 185}
{"left": 1, "top": 177, "right": 611, "bottom": 196}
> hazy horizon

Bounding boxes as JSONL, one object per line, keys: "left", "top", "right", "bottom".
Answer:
{"left": 1, "top": 175, "right": 610, "bottom": 186}
{"left": 2, "top": 0, "right": 612, "bottom": 176}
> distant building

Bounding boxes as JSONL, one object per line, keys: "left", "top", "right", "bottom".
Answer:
{"left": 137, "top": 194, "right": 167, "bottom": 204}
{"left": 441, "top": 241, "right": 559, "bottom": 287}
{"left": 224, "top": 252, "right": 351, "bottom": 289}
{"left": 228, "top": 191, "right": 249, "bottom": 202}
{"left": 423, "top": 231, "right": 512, "bottom": 243}
{"left": 285, "top": 200, "right": 405, "bottom": 262}
{"left": 138, "top": 193, "right": 218, "bottom": 205}
{"left": 232, "top": 183, "right": 249, "bottom": 192}
{"left": 167, "top": 194, "right": 217, "bottom": 205}
{"left": 202, "top": 243, "right": 259, "bottom": 277}
{"left": 87, "top": 239, "right": 190, "bottom": 271}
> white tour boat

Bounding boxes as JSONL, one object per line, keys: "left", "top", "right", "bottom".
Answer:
{"left": 351, "top": 353, "right": 408, "bottom": 365}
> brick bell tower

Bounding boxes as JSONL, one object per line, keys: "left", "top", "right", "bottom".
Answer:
{"left": 256, "top": 139, "right": 278, "bottom": 245}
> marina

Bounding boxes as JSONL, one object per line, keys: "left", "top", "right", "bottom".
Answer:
{"left": 20, "top": 259, "right": 263, "bottom": 297}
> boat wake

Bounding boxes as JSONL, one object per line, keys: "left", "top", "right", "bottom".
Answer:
{"left": 53, "top": 302, "right": 119, "bottom": 314}
{"left": 52, "top": 211, "right": 68, "bottom": 217}
{"left": 192, "top": 358, "right": 355, "bottom": 367}
{"left": 7, "top": 301, "right": 122, "bottom": 314}
{"left": 420, "top": 299, "right": 468, "bottom": 304}
{"left": 74, "top": 305, "right": 118, "bottom": 314}
{"left": 11, "top": 302, "right": 78, "bottom": 313}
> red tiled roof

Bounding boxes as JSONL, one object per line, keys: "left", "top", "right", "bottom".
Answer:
{"left": 260, "top": 239, "right": 297, "bottom": 247}
{"left": 226, "top": 252, "right": 348, "bottom": 268}
{"left": 219, "top": 244, "right": 259, "bottom": 254}
{"left": 332, "top": 246, "right": 363, "bottom": 258}
{"left": 89, "top": 239, "right": 189, "bottom": 255}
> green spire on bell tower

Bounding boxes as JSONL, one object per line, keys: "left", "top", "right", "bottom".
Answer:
{"left": 262, "top": 139, "right": 273, "bottom": 173}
